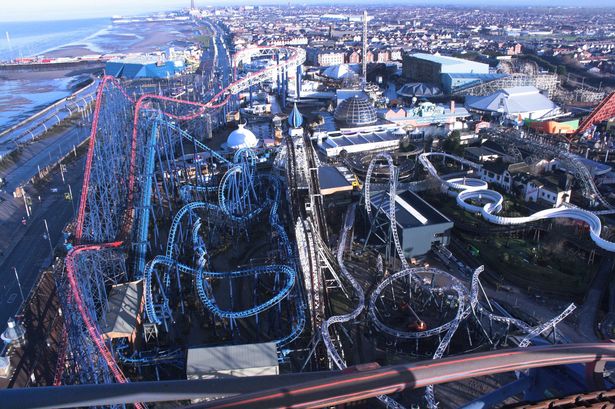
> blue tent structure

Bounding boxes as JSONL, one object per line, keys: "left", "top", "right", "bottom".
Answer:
{"left": 105, "top": 57, "right": 184, "bottom": 79}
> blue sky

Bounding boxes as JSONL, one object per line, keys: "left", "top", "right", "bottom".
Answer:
{"left": 2, "top": 0, "right": 615, "bottom": 22}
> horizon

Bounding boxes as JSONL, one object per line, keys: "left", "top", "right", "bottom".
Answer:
{"left": 1, "top": 0, "right": 615, "bottom": 23}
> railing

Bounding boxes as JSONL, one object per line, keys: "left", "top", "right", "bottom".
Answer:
{"left": 6, "top": 343, "right": 615, "bottom": 409}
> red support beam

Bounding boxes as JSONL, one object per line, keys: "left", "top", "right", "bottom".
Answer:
{"left": 576, "top": 91, "right": 615, "bottom": 136}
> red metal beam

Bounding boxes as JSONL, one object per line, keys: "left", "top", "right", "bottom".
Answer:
{"left": 576, "top": 91, "right": 615, "bottom": 136}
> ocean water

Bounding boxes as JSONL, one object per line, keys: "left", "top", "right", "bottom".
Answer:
{"left": 0, "top": 18, "right": 111, "bottom": 61}
{"left": 0, "top": 78, "right": 77, "bottom": 132}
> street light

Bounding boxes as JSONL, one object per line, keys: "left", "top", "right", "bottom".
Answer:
{"left": 43, "top": 219, "right": 54, "bottom": 257}
{"left": 67, "top": 184, "right": 75, "bottom": 217}
{"left": 12, "top": 267, "right": 24, "bottom": 304}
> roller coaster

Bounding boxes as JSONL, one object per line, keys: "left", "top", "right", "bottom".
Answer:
{"left": 418, "top": 151, "right": 615, "bottom": 252}
{"left": 318, "top": 152, "right": 578, "bottom": 408}
{"left": 43, "top": 27, "right": 615, "bottom": 408}
{"left": 54, "top": 43, "right": 307, "bottom": 397}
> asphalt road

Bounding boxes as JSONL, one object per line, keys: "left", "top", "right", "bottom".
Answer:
{"left": 0, "top": 153, "right": 84, "bottom": 327}
{"left": 1, "top": 124, "right": 89, "bottom": 193}
{"left": 0, "top": 80, "right": 97, "bottom": 148}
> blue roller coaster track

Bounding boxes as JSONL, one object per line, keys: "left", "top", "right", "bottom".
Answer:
{"left": 141, "top": 141, "right": 305, "bottom": 347}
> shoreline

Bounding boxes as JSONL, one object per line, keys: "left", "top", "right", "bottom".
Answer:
{"left": 0, "top": 18, "right": 198, "bottom": 131}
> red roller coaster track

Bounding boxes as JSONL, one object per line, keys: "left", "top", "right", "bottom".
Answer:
{"left": 575, "top": 91, "right": 615, "bottom": 137}
{"left": 63, "top": 46, "right": 303, "bottom": 404}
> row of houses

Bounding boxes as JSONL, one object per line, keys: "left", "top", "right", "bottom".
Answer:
{"left": 306, "top": 47, "right": 403, "bottom": 66}
{"left": 464, "top": 141, "right": 572, "bottom": 207}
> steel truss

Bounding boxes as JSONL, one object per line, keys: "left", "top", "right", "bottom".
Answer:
{"left": 56, "top": 45, "right": 307, "bottom": 392}
{"left": 316, "top": 153, "right": 579, "bottom": 408}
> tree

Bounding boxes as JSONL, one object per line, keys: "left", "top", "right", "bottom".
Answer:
{"left": 442, "top": 130, "right": 462, "bottom": 155}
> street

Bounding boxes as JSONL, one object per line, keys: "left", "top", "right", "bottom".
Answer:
{"left": 0, "top": 123, "right": 89, "bottom": 193}
{"left": 0, "top": 153, "right": 84, "bottom": 327}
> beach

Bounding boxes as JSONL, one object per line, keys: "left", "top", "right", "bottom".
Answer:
{"left": 43, "top": 20, "right": 197, "bottom": 58}
{"left": 0, "top": 18, "right": 199, "bottom": 131}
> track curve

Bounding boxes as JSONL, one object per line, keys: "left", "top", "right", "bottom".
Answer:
{"left": 419, "top": 152, "right": 615, "bottom": 252}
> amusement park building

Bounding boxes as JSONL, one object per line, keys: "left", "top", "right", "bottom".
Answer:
{"left": 402, "top": 53, "right": 489, "bottom": 88}
{"left": 465, "top": 86, "right": 560, "bottom": 121}
{"left": 226, "top": 123, "right": 259, "bottom": 150}
{"left": 370, "top": 190, "right": 454, "bottom": 258}
{"left": 105, "top": 56, "right": 185, "bottom": 79}
{"left": 186, "top": 342, "right": 279, "bottom": 402}
{"left": 317, "top": 126, "right": 405, "bottom": 157}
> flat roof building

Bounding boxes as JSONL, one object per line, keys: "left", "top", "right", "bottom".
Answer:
{"left": 101, "top": 281, "right": 143, "bottom": 341}
{"left": 402, "top": 53, "right": 489, "bottom": 89}
{"left": 187, "top": 342, "right": 279, "bottom": 380}
{"left": 318, "top": 166, "right": 356, "bottom": 196}
{"left": 318, "top": 126, "right": 405, "bottom": 157}
{"left": 369, "top": 190, "right": 454, "bottom": 258}
{"left": 186, "top": 342, "right": 279, "bottom": 403}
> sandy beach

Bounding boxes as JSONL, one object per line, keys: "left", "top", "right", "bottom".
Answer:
{"left": 43, "top": 20, "right": 197, "bottom": 59}
{"left": 1, "top": 18, "right": 199, "bottom": 131}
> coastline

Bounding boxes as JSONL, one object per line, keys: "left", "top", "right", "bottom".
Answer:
{"left": 0, "top": 18, "right": 198, "bottom": 131}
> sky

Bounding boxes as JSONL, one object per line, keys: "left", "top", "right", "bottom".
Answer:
{"left": 2, "top": 0, "right": 615, "bottom": 22}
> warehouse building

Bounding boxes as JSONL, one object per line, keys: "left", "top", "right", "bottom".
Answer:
{"left": 368, "top": 190, "right": 454, "bottom": 258}
{"left": 402, "top": 53, "right": 489, "bottom": 88}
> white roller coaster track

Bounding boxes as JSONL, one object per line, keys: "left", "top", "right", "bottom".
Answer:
{"left": 364, "top": 152, "right": 411, "bottom": 271}
{"left": 487, "top": 129, "right": 613, "bottom": 209}
{"left": 361, "top": 153, "right": 576, "bottom": 408}
{"left": 419, "top": 152, "right": 615, "bottom": 252}
{"left": 320, "top": 204, "right": 406, "bottom": 409}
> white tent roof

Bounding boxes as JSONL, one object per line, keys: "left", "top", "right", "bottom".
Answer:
{"left": 322, "top": 64, "right": 358, "bottom": 80}
{"left": 465, "top": 86, "right": 558, "bottom": 116}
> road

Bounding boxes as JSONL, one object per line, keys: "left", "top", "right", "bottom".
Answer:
{"left": 0, "top": 153, "right": 84, "bottom": 327}
{"left": 0, "top": 123, "right": 89, "bottom": 193}
{"left": 0, "top": 80, "right": 96, "bottom": 157}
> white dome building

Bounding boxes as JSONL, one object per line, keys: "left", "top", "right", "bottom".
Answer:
{"left": 226, "top": 123, "right": 258, "bottom": 150}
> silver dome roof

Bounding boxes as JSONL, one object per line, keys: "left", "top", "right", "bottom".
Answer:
{"left": 334, "top": 96, "right": 377, "bottom": 127}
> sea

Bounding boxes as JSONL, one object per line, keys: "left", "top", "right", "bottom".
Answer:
{"left": 0, "top": 18, "right": 112, "bottom": 132}
{"left": 0, "top": 18, "right": 111, "bottom": 61}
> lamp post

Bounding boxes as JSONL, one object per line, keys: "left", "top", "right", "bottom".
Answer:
{"left": 43, "top": 219, "right": 53, "bottom": 256}
{"left": 67, "top": 184, "right": 75, "bottom": 217}
{"left": 12, "top": 267, "right": 24, "bottom": 304}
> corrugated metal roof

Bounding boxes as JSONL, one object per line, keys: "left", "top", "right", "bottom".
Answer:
{"left": 101, "top": 281, "right": 142, "bottom": 338}
{"left": 465, "top": 86, "right": 558, "bottom": 115}
{"left": 411, "top": 53, "right": 487, "bottom": 70}
{"left": 186, "top": 342, "right": 278, "bottom": 375}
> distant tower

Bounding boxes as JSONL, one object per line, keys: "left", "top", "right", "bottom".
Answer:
{"left": 362, "top": 10, "right": 368, "bottom": 88}
{"left": 191, "top": 0, "right": 195, "bottom": 10}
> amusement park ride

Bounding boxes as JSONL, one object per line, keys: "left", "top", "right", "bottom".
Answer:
{"left": 11, "top": 32, "right": 615, "bottom": 409}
